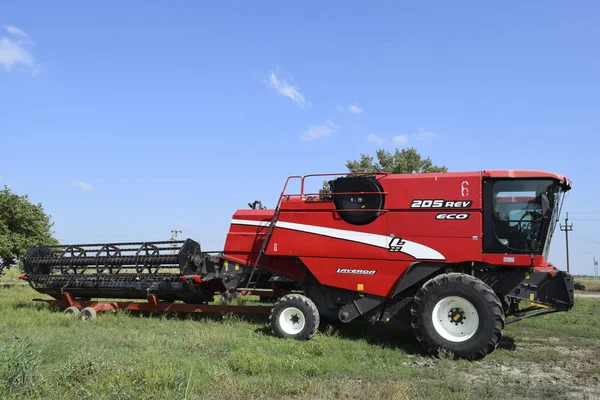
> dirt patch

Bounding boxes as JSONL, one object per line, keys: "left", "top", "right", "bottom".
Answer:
{"left": 465, "top": 359, "right": 600, "bottom": 399}
{"left": 576, "top": 292, "right": 600, "bottom": 299}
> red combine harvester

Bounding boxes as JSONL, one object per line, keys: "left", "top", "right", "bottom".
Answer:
{"left": 19, "top": 170, "right": 574, "bottom": 359}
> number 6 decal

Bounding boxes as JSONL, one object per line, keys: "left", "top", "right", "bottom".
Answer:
{"left": 461, "top": 181, "right": 469, "bottom": 197}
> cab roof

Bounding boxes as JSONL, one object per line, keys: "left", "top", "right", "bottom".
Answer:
{"left": 481, "top": 170, "right": 569, "bottom": 182}
{"left": 377, "top": 169, "right": 571, "bottom": 188}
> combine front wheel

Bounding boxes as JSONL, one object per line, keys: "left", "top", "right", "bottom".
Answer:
{"left": 411, "top": 273, "right": 504, "bottom": 359}
{"left": 269, "top": 294, "right": 319, "bottom": 341}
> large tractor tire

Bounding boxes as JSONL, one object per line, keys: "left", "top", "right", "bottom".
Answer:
{"left": 269, "top": 294, "right": 320, "bottom": 341}
{"left": 410, "top": 272, "right": 504, "bottom": 360}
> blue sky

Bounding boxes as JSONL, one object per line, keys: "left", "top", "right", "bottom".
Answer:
{"left": 1, "top": 1, "right": 599, "bottom": 275}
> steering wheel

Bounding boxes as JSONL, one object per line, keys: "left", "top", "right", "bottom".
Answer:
{"left": 518, "top": 212, "right": 532, "bottom": 231}
{"left": 519, "top": 210, "right": 544, "bottom": 232}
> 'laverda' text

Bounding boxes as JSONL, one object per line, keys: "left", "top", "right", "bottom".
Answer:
{"left": 336, "top": 268, "right": 376, "bottom": 275}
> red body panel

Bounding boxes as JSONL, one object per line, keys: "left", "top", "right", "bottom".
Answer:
{"left": 380, "top": 171, "right": 482, "bottom": 210}
{"left": 300, "top": 257, "right": 413, "bottom": 296}
{"left": 223, "top": 170, "right": 565, "bottom": 297}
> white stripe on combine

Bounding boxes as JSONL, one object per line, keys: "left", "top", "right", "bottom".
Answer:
{"left": 230, "top": 219, "right": 445, "bottom": 260}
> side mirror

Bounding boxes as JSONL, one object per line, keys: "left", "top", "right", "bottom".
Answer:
{"left": 541, "top": 194, "right": 551, "bottom": 217}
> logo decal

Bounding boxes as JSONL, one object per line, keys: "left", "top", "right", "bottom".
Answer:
{"left": 336, "top": 268, "right": 376, "bottom": 275}
{"left": 388, "top": 237, "right": 406, "bottom": 252}
{"left": 435, "top": 213, "right": 470, "bottom": 220}
{"left": 230, "top": 219, "right": 446, "bottom": 260}
{"left": 411, "top": 199, "right": 472, "bottom": 208}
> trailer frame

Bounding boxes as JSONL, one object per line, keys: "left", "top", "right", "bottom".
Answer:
{"left": 33, "top": 291, "right": 279, "bottom": 320}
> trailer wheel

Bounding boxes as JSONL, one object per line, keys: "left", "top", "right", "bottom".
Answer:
{"left": 64, "top": 306, "right": 80, "bottom": 318}
{"left": 411, "top": 273, "right": 504, "bottom": 360}
{"left": 270, "top": 294, "right": 319, "bottom": 341}
{"left": 79, "top": 307, "right": 97, "bottom": 321}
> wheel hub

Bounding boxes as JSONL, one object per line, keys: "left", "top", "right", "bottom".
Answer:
{"left": 279, "top": 306, "right": 306, "bottom": 335}
{"left": 432, "top": 296, "right": 479, "bottom": 343}
{"left": 448, "top": 307, "right": 466, "bottom": 325}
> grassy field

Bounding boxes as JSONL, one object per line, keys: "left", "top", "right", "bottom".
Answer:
{"left": 0, "top": 269, "right": 22, "bottom": 283}
{"left": 0, "top": 285, "right": 599, "bottom": 400}
{"left": 575, "top": 277, "right": 600, "bottom": 293}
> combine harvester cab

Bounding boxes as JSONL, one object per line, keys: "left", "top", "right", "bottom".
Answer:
{"left": 20, "top": 170, "right": 574, "bottom": 360}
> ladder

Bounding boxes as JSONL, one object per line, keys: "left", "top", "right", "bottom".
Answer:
{"left": 245, "top": 205, "right": 281, "bottom": 289}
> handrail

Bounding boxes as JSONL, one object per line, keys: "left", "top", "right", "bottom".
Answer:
{"left": 277, "top": 172, "right": 389, "bottom": 207}
{"left": 278, "top": 191, "right": 388, "bottom": 197}
{"left": 280, "top": 175, "right": 303, "bottom": 195}
{"left": 277, "top": 175, "right": 303, "bottom": 207}
{"left": 301, "top": 171, "right": 388, "bottom": 179}
{"left": 303, "top": 191, "right": 389, "bottom": 196}
{"left": 299, "top": 171, "right": 388, "bottom": 195}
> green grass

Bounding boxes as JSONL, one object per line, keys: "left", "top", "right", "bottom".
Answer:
{"left": 575, "top": 277, "right": 600, "bottom": 292}
{"left": 0, "top": 286, "right": 599, "bottom": 399}
{"left": 0, "top": 268, "right": 23, "bottom": 283}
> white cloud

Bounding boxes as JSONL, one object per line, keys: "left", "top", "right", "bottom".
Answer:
{"left": 72, "top": 180, "right": 94, "bottom": 191}
{"left": 266, "top": 71, "right": 307, "bottom": 107}
{"left": 337, "top": 103, "right": 363, "bottom": 114}
{"left": 300, "top": 120, "right": 339, "bottom": 140}
{"left": 4, "top": 26, "right": 28, "bottom": 37}
{"left": 367, "top": 134, "right": 384, "bottom": 145}
{"left": 393, "top": 135, "right": 409, "bottom": 145}
{"left": 413, "top": 130, "right": 436, "bottom": 140}
{"left": 358, "top": 129, "right": 436, "bottom": 147}
{"left": 0, "top": 25, "right": 38, "bottom": 76}
{"left": 0, "top": 38, "right": 34, "bottom": 71}
{"left": 348, "top": 104, "right": 362, "bottom": 114}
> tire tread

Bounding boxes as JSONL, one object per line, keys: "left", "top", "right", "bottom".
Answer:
{"left": 410, "top": 272, "right": 504, "bottom": 360}
{"left": 269, "top": 294, "right": 320, "bottom": 340}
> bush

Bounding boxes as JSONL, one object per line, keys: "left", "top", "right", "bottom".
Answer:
{"left": 574, "top": 281, "right": 586, "bottom": 291}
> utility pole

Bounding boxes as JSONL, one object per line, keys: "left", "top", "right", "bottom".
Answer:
{"left": 171, "top": 229, "right": 182, "bottom": 254}
{"left": 594, "top": 255, "right": 599, "bottom": 281}
{"left": 560, "top": 212, "right": 573, "bottom": 273}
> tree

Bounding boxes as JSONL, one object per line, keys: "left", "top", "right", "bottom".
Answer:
{"left": 0, "top": 185, "right": 58, "bottom": 274}
{"left": 345, "top": 147, "right": 448, "bottom": 174}
{"left": 322, "top": 147, "right": 448, "bottom": 190}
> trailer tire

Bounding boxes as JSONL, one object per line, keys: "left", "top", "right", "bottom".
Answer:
{"left": 270, "top": 294, "right": 319, "bottom": 341}
{"left": 64, "top": 306, "right": 80, "bottom": 318}
{"left": 79, "top": 307, "right": 97, "bottom": 321}
{"left": 411, "top": 272, "right": 504, "bottom": 360}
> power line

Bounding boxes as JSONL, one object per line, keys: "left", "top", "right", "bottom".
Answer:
{"left": 574, "top": 238, "right": 600, "bottom": 246}
{"left": 560, "top": 212, "right": 573, "bottom": 274}
{"left": 170, "top": 229, "right": 182, "bottom": 254}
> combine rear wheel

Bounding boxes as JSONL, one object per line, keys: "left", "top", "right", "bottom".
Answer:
{"left": 411, "top": 273, "right": 504, "bottom": 359}
{"left": 270, "top": 294, "right": 319, "bottom": 341}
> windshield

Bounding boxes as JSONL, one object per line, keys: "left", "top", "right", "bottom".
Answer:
{"left": 492, "top": 179, "right": 563, "bottom": 254}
